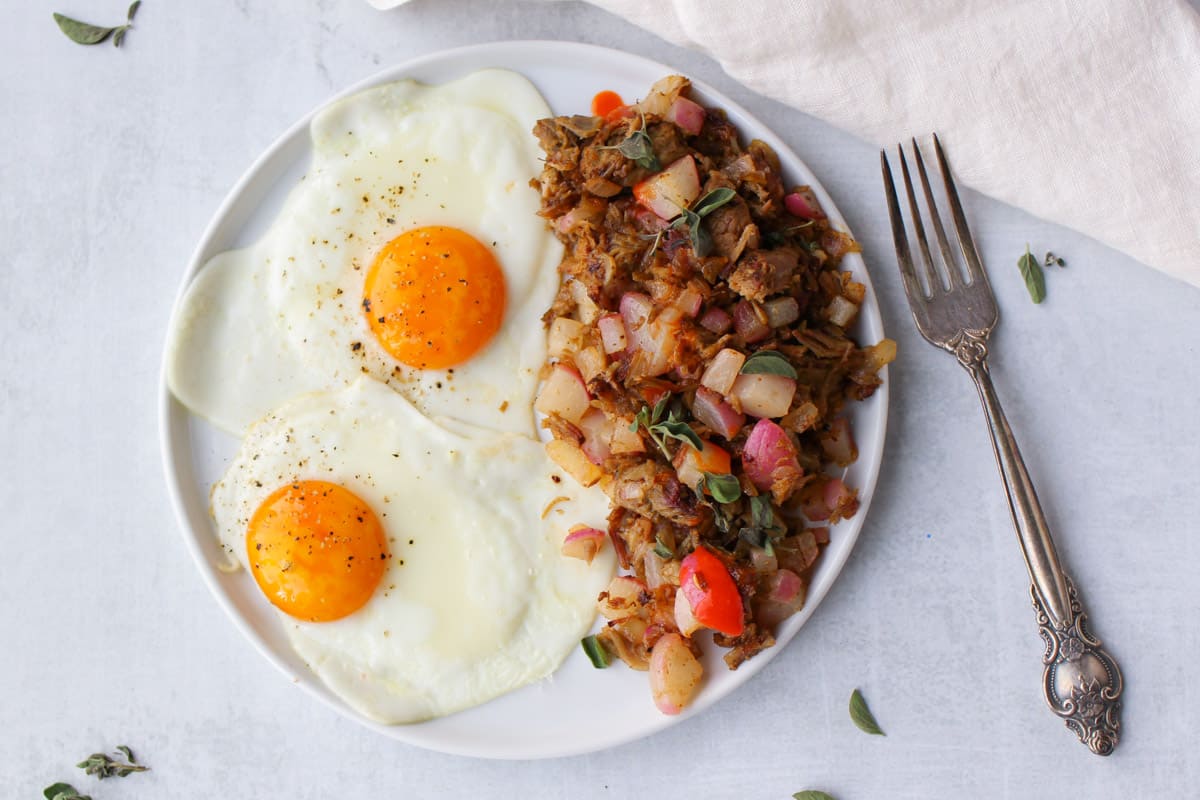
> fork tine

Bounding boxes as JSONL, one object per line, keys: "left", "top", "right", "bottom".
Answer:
{"left": 896, "top": 144, "right": 942, "bottom": 296}
{"left": 910, "top": 138, "right": 964, "bottom": 289}
{"left": 933, "top": 133, "right": 988, "bottom": 287}
{"left": 880, "top": 150, "right": 925, "bottom": 304}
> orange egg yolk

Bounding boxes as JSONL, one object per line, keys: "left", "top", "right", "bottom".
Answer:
{"left": 246, "top": 480, "right": 388, "bottom": 622}
{"left": 363, "top": 225, "right": 506, "bottom": 370}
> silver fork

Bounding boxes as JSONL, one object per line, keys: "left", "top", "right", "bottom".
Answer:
{"left": 881, "top": 135, "right": 1123, "bottom": 756}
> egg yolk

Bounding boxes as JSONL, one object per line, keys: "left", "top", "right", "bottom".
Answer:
{"left": 363, "top": 226, "right": 506, "bottom": 370}
{"left": 246, "top": 480, "right": 388, "bottom": 622}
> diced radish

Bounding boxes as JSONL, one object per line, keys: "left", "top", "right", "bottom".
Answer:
{"left": 561, "top": 526, "right": 606, "bottom": 564}
{"left": 673, "top": 287, "right": 703, "bottom": 318}
{"left": 548, "top": 316, "right": 584, "bottom": 358}
{"left": 633, "top": 156, "right": 701, "bottom": 221}
{"left": 731, "top": 373, "right": 796, "bottom": 419}
{"left": 763, "top": 296, "right": 800, "bottom": 328}
{"left": 673, "top": 588, "right": 703, "bottom": 636}
{"left": 546, "top": 439, "right": 602, "bottom": 488}
{"left": 784, "top": 188, "right": 825, "bottom": 220}
{"left": 823, "top": 477, "right": 858, "bottom": 521}
{"left": 819, "top": 417, "right": 858, "bottom": 467}
{"left": 742, "top": 418, "right": 801, "bottom": 492}
{"left": 534, "top": 363, "right": 590, "bottom": 425}
{"left": 812, "top": 526, "right": 830, "bottom": 544}
{"left": 755, "top": 568, "right": 807, "bottom": 630}
{"left": 610, "top": 416, "right": 647, "bottom": 455}
{"left": 800, "top": 477, "right": 858, "bottom": 522}
{"left": 827, "top": 295, "right": 859, "bottom": 328}
{"left": 578, "top": 408, "right": 614, "bottom": 465}
{"left": 598, "top": 575, "right": 646, "bottom": 620}
{"left": 749, "top": 546, "right": 778, "bottom": 573}
{"left": 574, "top": 346, "right": 607, "bottom": 383}
{"left": 624, "top": 305, "right": 680, "bottom": 379}
{"left": 649, "top": 633, "right": 703, "bottom": 715}
{"left": 665, "top": 96, "right": 706, "bottom": 135}
{"left": 597, "top": 314, "right": 628, "bottom": 354}
{"left": 672, "top": 439, "right": 732, "bottom": 493}
{"left": 733, "top": 300, "right": 771, "bottom": 343}
{"left": 700, "top": 348, "right": 746, "bottom": 395}
{"left": 692, "top": 386, "right": 745, "bottom": 440}
{"left": 698, "top": 307, "right": 732, "bottom": 334}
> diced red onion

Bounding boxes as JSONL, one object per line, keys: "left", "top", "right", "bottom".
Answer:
{"left": 733, "top": 300, "right": 771, "bottom": 343}
{"left": 763, "top": 296, "right": 800, "bottom": 328}
{"left": 597, "top": 313, "right": 628, "bottom": 354}
{"left": 742, "top": 418, "right": 801, "bottom": 491}
{"left": 699, "top": 307, "right": 732, "bottom": 334}
{"left": 692, "top": 386, "right": 745, "bottom": 440}
{"left": 561, "top": 526, "right": 606, "bottom": 564}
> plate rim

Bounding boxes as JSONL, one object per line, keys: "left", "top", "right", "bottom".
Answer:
{"left": 158, "top": 38, "right": 890, "bottom": 759}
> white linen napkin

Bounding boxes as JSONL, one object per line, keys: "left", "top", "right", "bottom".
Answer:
{"left": 370, "top": 0, "right": 1200, "bottom": 288}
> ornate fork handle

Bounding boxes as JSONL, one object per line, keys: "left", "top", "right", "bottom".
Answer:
{"left": 953, "top": 330, "right": 1123, "bottom": 756}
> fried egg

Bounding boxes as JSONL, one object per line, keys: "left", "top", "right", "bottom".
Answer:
{"left": 166, "top": 69, "right": 561, "bottom": 436}
{"left": 211, "top": 378, "right": 615, "bottom": 723}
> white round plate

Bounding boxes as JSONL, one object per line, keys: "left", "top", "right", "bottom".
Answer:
{"left": 159, "top": 40, "right": 889, "bottom": 760}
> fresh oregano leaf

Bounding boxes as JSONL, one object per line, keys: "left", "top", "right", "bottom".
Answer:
{"left": 651, "top": 416, "right": 703, "bottom": 451}
{"left": 653, "top": 533, "right": 673, "bottom": 559}
{"left": 52, "top": 13, "right": 119, "bottom": 45}
{"left": 1017, "top": 244, "right": 1046, "bottom": 304}
{"left": 792, "top": 792, "right": 836, "bottom": 800}
{"left": 749, "top": 494, "right": 779, "bottom": 531}
{"left": 43, "top": 784, "right": 90, "bottom": 800}
{"left": 598, "top": 115, "right": 659, "bottom": 171}
{"left": 739, "top": 349, "right": 797, "bottom": 378}
{"left": 702, "top": 471, "right": 742, "bottom": 503}
{"left": 849, "top": 688, "right": 886, "bottom": 735}
{"left": 126, "top": 0, "right": 141, "bottom": 21}
{"left": 77, "top": 746, "right": 148, "bottom": 778}
{"left": 692, "top": 187, "right": 736, "bottom": 217}
{"left": 112, "top": 26, "right": 127, "bottom": 47}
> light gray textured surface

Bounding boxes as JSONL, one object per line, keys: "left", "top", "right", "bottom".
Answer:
{"left": 1, "top": 1, "right": 1196, "bottom": 798}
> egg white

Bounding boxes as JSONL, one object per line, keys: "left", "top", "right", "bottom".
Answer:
{"left": 210, "top": 377, "right": 615, "bottom": 723}
{"left": 166, "top": 69, "right": 561, "bottom": 436}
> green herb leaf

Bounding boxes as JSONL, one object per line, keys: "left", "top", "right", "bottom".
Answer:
{"left": 44, "top": 784, "right": 90, "bottom": 800}
{"left": 651, "top": 417, "right": 703, "bottom": 451}
{"left": 52, "top": 13, "right": 119, "bottom": 45}
{"left": 126, "top": 0, "right": 141, "bottom": 21}
{"left": 112, "top": 26, "right": 127, "bottom": 47}
{"left": 580, "top": 635, "right": 610, "bottom": 668}
{"left": 1017, "top": 244, "right": 1046, "bottom": 304}
{"left": 692, "top": 187, "right": 736, "bottom": 218}
{"left": 651, "top": 394, "right": 669, "bottom": 424}
{"left": 77, "top": 746, "right": 148, "bottom": 779}
{"left": 598, "top": 115, "right": 659, "bottom": 171}
{"left": 653, "top": 538, "right": 673, "bottom": 559}
{"left": 740, "top": 349, "right": 797, "bottom": 378}
{"left": 849, "top": 688, "right": 886, "bottom": 736}
{"left": 738, "top": 526, "right": 768, "bottom": 549}
{"left": 749, "top": 494, "right": 778, "bottom": 531}
{"left": 792, "top": 792, "right": 836, "bottom": 800}
{"left": 702, "top": 471, "right": 742, "bottom": 503}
